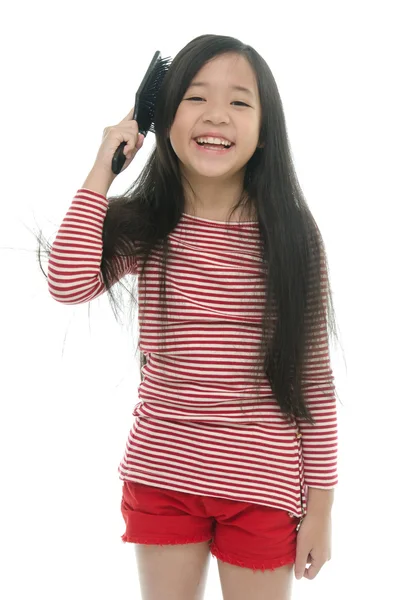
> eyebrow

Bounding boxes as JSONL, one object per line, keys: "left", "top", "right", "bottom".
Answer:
{"left": 188, "top": 81, "right": 255, "bottom": 99}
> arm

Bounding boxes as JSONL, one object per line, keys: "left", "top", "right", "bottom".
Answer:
{"left": 47, "top": 169, "right": 137, "bottom": 304}
{"left": 296, "top": 246, "right": 338, "bottom": 514}
{"left": 306, "top": 487, "right": 334, "bottom": 516}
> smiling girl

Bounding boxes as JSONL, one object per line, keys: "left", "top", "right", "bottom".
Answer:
{"left": 40, "top": 33, "right": 341, "bottom": 600}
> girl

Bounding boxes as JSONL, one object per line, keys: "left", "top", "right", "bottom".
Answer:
{"left": 40, "top": 34, "right": 341, "bottom": 600}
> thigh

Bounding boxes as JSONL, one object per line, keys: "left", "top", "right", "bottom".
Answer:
{"left": 206, "top": 496, "right": 298, "bottom": 599}
{"left": 121, "top": 482, "right": 214, "bottom": 600}
{"left": 208, "top": 497, "right": 298, "bottom": 573}
{"left": 135, "top": 540, "right": 211, "bottom": 600}
{"left": 217, "top": 560, "right": 293, "bottom": 600}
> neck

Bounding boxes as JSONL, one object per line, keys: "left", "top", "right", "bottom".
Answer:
{"left": 182, "top": 170, "right": 250, "bottom": 219}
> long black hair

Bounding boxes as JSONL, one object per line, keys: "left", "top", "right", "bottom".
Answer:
{"left": 35, "top": 34, "right": 343, "bottom": 425}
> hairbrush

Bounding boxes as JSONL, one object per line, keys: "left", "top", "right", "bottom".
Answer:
{"left": 112, "top": 50, "right": 172, "bottom": 174}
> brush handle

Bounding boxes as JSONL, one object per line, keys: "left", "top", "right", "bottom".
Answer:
{"left": 112, "top": 141, "right": 128, "bottom": 175}
{"left": 111, "top": 49, "right": 165, "bottom": 175}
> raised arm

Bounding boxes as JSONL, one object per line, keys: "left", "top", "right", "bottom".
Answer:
{"left": 47, "top": 184, "right": 137, "bottom": 305}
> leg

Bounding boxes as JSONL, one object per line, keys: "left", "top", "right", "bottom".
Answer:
{"left": 217, "top": 560, "right": 294, "bottom": 600}
{"left": 134, "top": 540, "right": 212, "bottom": 600}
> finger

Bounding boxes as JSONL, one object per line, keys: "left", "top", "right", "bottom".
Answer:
{"left": 306, "top": 554, "right": 324, "bottom": 580}
{"left": 294, "top": 563, "right": 305, "bottom": 580}
{"left": 294, "top": 551, "right": 307, "bottom": 580}
{"left": 125, "top": 135, "right": 142, "bottom": 158}
{"left": 306, "top": 565, "right": 319, "bottom": 579}
{"left": 122, "top": 106, "right": 135, "bottom": 122}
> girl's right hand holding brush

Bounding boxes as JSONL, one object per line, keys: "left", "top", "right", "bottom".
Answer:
{"left": 93, "top": 106, "right": 145, "bottom": 176}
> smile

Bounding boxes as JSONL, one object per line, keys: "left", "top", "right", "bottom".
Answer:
{"left": 192, "top": 139, "right": 235, "bottom": 154}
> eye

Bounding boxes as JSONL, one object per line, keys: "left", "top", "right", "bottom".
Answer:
{"left": 185, "top": 97, "right": 249, "bottom": 107}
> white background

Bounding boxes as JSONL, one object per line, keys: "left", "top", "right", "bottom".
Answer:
{"left": 1, "top": 1, "right": 416, "bottom": 598}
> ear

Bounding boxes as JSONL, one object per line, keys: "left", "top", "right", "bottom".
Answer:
{"left": 257, "top": 141, "right": 265, "bottom": 149}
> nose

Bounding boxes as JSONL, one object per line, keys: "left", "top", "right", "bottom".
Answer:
{"left": 202, "top": 102, "right": 230, "bottom": 125}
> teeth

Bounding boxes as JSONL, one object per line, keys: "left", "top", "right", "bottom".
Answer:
{"left": 196, "top": 136, "right": 232, "bottom": 147}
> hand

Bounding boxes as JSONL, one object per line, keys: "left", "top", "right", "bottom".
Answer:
{"left": 94, "top": 106, "right": 145, "bottom": 175}
{"left": 294, "top": 512, "right": 332, "bottom": 580}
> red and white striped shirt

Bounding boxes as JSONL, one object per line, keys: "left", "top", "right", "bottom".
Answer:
{"left": 48, "top": 188, "right": 338, "bottom": 520}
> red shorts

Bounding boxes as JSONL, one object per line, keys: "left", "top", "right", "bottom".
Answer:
{"left": 120, "top": 481, "right": 298, "bottom": 572}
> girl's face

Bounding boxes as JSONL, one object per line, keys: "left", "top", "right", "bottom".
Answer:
{"left": 169, "top": 53, "right": 262, "bottom": 182}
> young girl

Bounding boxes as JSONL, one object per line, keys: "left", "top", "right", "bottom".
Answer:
{"left": 42, "top": 34, "right": 340, "bottom": 600}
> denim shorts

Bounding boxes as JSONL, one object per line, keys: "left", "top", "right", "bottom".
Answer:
{"left": 120, "top": 481, "right": 298, "bottom": 572}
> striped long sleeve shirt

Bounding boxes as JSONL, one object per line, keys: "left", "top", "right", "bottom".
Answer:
{"left": 47, "top": 188, "right": 338, "bottom": 521}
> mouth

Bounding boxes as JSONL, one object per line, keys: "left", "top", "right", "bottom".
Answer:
{"left": 192, "top": 138, "right": 235, "bottom": 154}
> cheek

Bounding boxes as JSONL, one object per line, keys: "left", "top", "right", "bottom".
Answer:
{"left": 240, "top": 126, "right": 261, "bottom": 153}
{"left": 169, "top": 115, "right": 189, "bottom": 151}
{"left": 237, "top": 115, "right": 260, "bottom": 142}
{"left": 169, "top": 127, "right": 182, "bottom": 157}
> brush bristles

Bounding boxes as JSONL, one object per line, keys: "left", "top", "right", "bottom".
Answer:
{"left": 136, "top": 54, "right": 171, "bottom": 134}
{"left": 142, "top": 60, "right": 170, "bottom": 98}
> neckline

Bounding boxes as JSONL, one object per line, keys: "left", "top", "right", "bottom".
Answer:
{"left": 181, "top": 212, "right": 258, "bottom": 225}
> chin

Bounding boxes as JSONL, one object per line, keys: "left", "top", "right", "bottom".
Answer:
{"left": 192, "top": 165, "right": 234, "bottom": 177}
{"left": 187, "top": 158, "right": 246, "bottom": 180}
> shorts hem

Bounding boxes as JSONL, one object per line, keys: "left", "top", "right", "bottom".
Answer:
{"left": 121, "top": 533, "right": 213, "bottom": 546}
{"left": 210, "top": 545, "right": 295, "bottom": 573}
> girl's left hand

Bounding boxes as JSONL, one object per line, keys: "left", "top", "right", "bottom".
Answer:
{"left": 294, "top": 512, "right": 332, "bottom": 580}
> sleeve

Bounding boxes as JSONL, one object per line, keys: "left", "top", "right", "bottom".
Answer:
{"left": 295, "top": 247, "right": 338, "bottom": 489}
{"left": 47, "top": 188, "right": 138, "bottom": 305}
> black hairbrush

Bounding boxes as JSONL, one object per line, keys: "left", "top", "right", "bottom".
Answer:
{"left": 112, "top": 50, "right": 171, "bottom": 175}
